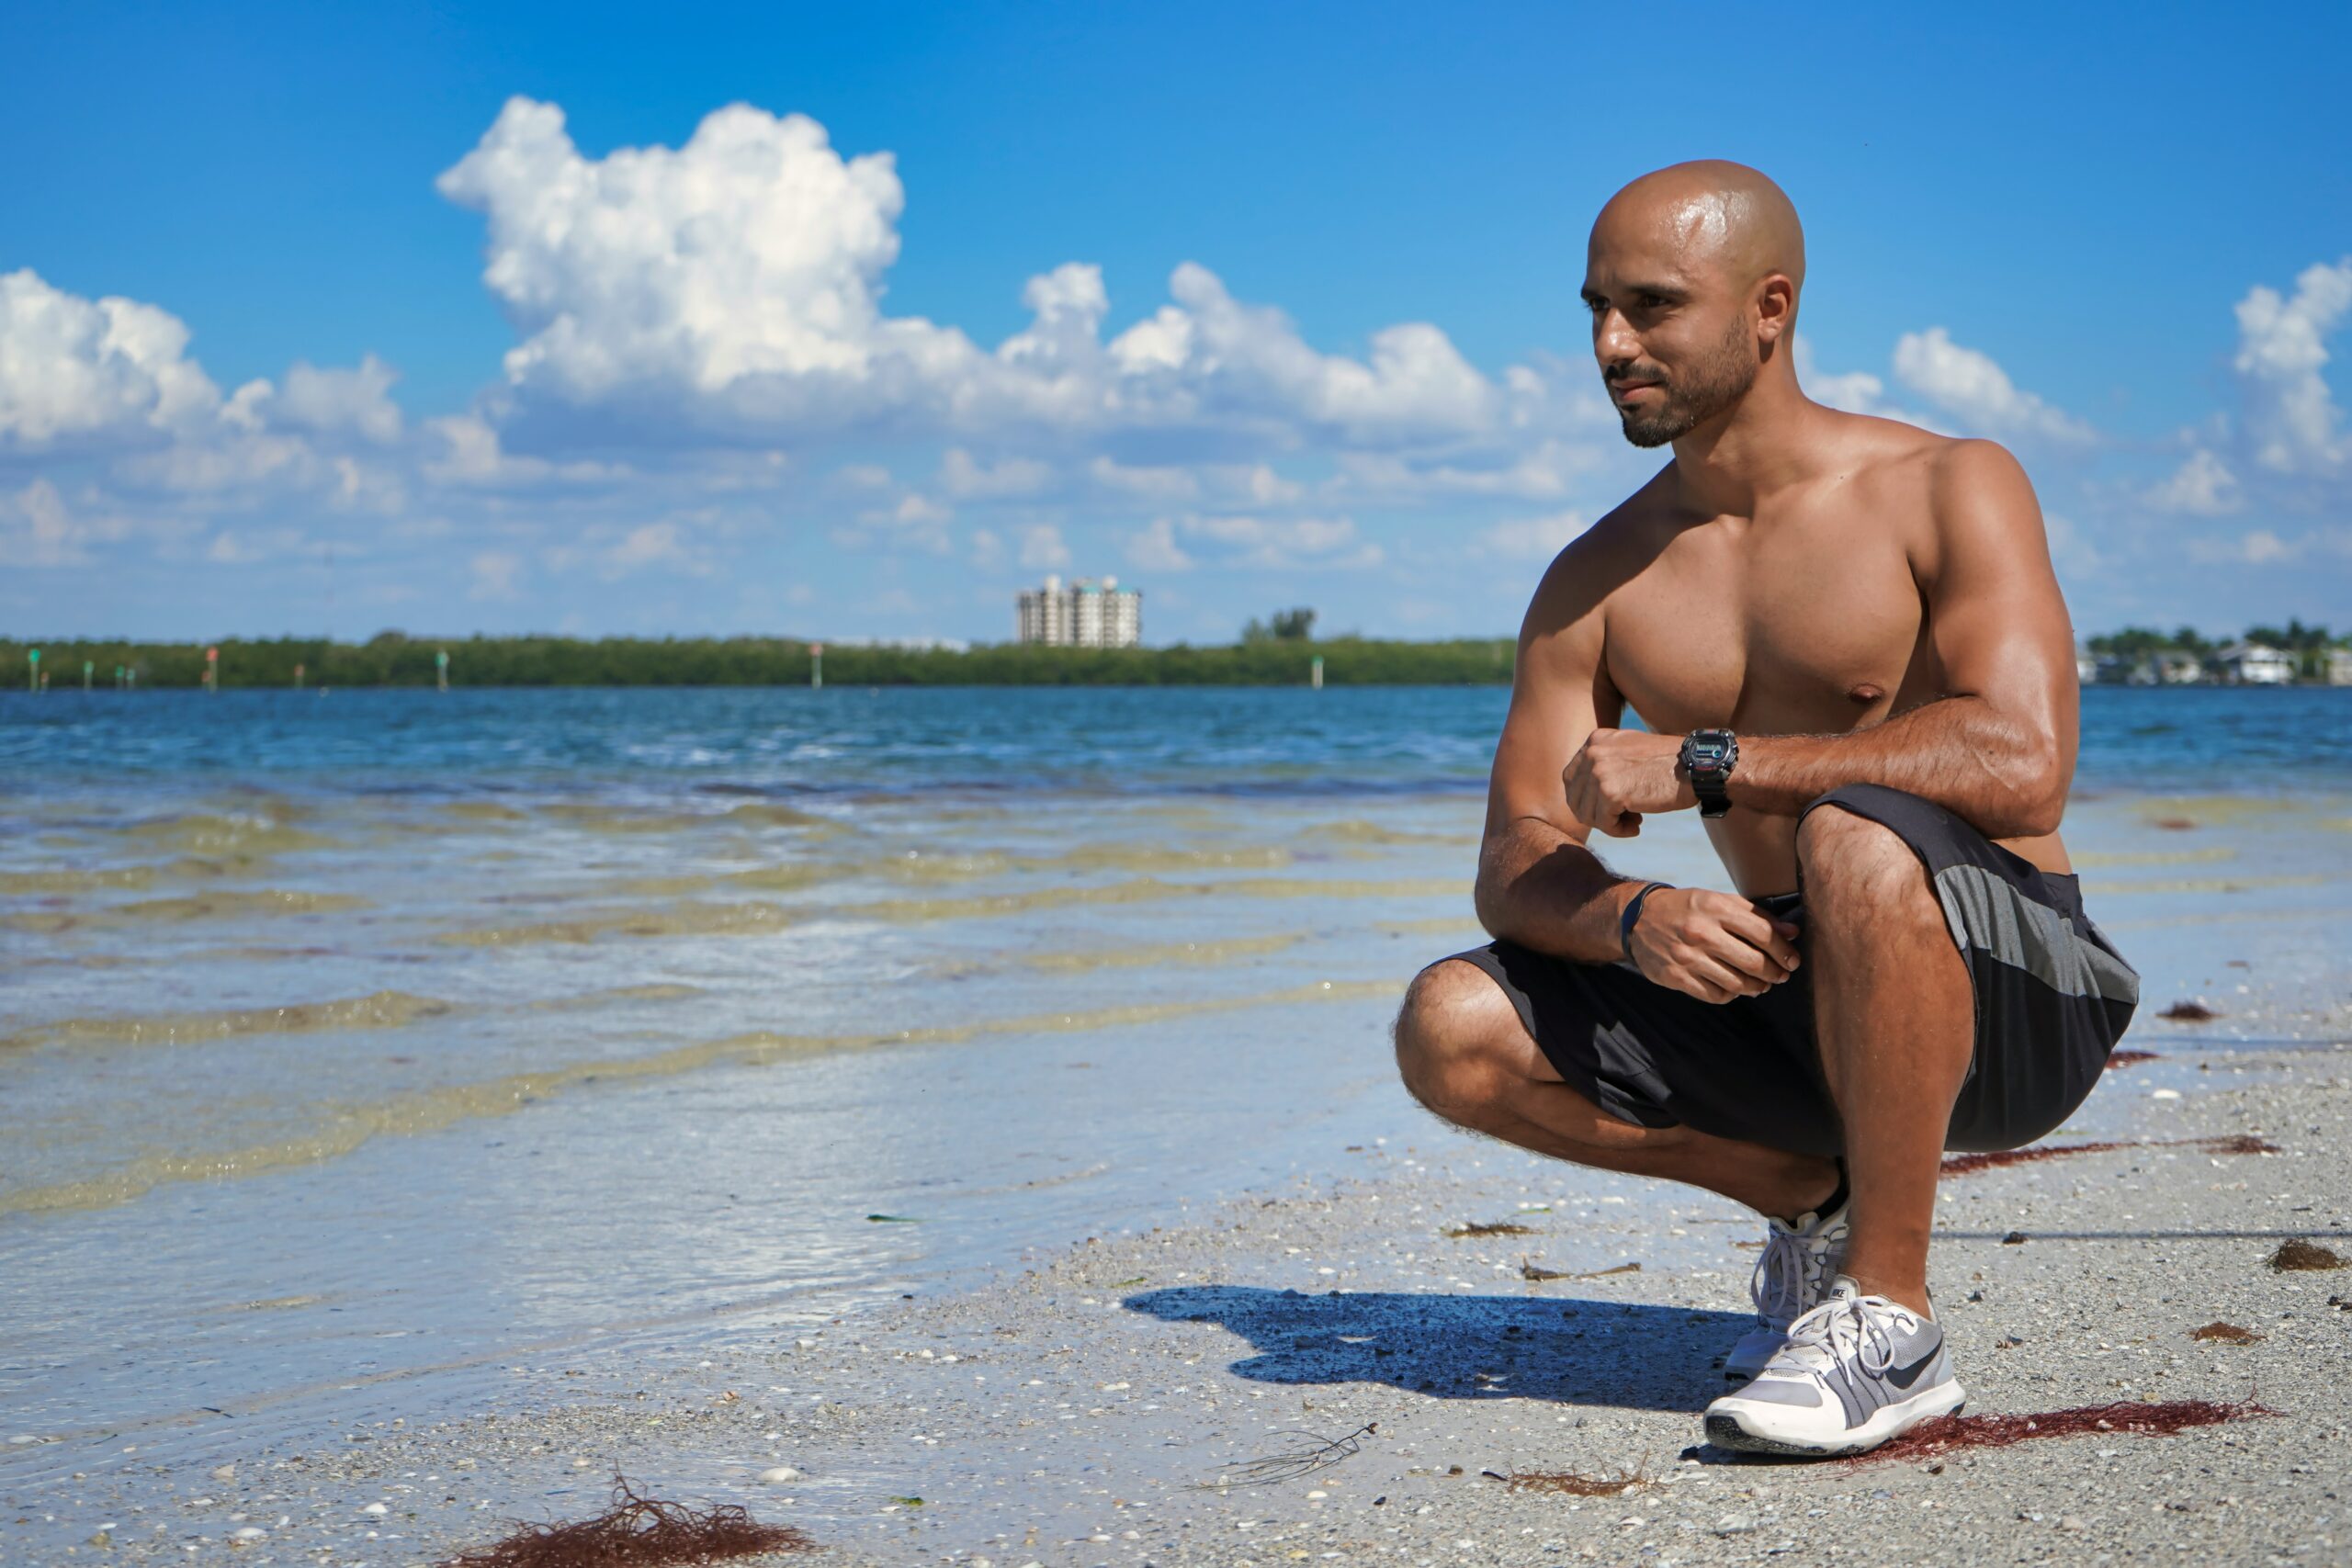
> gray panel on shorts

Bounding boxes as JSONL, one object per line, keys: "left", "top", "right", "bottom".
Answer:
{"left": 1931, "top": 863, "right": 2142, "bottom": 1007}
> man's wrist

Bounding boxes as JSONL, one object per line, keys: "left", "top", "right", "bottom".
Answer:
{"left": 1679, "top": 728, "right": 1737, "bottom": 818}
{"left": 1619, "top": 880, "right": 1673, "bottom": 965}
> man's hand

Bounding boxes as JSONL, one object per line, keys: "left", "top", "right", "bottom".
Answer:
{"left": 1627, "top": 888, "right": 1803, "bottom": 1003}
{"left": 1562, "top": 728, "right": 1694, "bottom": 837}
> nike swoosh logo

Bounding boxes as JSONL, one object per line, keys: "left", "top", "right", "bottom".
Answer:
{"left": 1884, "top": 1349, "right": 1939, "bottom": 1390}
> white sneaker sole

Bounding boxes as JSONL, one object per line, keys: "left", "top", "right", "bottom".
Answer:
{"left": 1704, "top": 1378, "right": 1967, "bottom": 1457}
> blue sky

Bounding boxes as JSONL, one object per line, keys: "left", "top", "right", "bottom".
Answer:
{"left": 4, "top": 0, "right": 2347, "bottom": 644}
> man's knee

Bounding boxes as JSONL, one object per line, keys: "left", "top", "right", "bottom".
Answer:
{"left": 1393, "top": 958, "right": 1521, "bottom": 1118}
{"left": 1796, "top": 802, "right": 1933, "bottom": 920}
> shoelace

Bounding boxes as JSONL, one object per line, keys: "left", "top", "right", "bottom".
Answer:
{"left": 1747, "top": 1213, "right": 1839, "bottom": 1328}
{"left": 1747, "top": 1224, "right": 1812, "bottom": 1327}
{"left": 1779, "top": 1292, "right": 1910, "bottom": 1377}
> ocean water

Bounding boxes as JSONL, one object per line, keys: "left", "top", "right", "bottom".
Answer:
{"left": 2, "top": 684, "right": 2347, "bottom": 1499}
{"left": 5, "top": 683, "right": 2351, "bottom": 795}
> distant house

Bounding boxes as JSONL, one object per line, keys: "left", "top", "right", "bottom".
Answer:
{"left": 2075, "top": 647, "right": 2098, "bottom": 684}
{"left": 2215, "top": 641, "right": 2296, "bottom": 684}
{"left": 2113, "top": 651, "right": 2203, "bottom": 685}
{"left": 2326, "top": 647, "right": 2352, "bottom": 686}
{"left": 2159, "top": 652, "right": 2206, "bottom": 684}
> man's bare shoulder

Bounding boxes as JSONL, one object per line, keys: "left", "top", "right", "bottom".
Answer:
{"left": 1813, "top": 408, "right": 2028, "bottom": 495}
{"left": 1521, "top": 471, "right": 1676, "bottom": 637}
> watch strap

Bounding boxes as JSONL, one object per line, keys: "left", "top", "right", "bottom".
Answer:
{"left": 1620, "top": 881, "right": 1673, "bottom": 970}
{"left": 1681, "top": 728, "right": 1737, "bottom": 818}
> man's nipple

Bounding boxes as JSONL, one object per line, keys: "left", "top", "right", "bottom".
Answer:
{"left": 1847, "top": 682, "right": 1885, "bottom": 705}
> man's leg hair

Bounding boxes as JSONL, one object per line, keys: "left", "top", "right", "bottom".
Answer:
{"left": 1392, "top": 959, "right": 1838, "bottom": 1220}
{"left": 1794, "top": 803, "right": 1975, "bottom": 1317}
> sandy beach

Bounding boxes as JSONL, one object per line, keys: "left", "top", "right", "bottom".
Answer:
{"left": 20, "top": 1037, "right": 2350, "bottom": 1566}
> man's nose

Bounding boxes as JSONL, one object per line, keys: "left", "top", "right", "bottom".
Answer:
{"left": 1592, "top": 309, "right": 1640, "bottom": 367}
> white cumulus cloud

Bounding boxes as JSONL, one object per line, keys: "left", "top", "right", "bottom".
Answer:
{"left": 1016, "top": 524, "right": 1070, "bottom": 570}
{"left": 0, "top": 268, "right": 226, "bottom": 450}
{"left": 1169, "top": 513, "right": 1384, "bottom": 570}
{"left": 1892, "top": 327, "right": 2094, "bottom": 443}
{"left": 1477, "top": 510, "right": 1590, "bottom": 561}
{"left": 2232, "top": 257, "right": 2352, "bottom": 476}
{"left": 2145, "top": 447, "right": 2242, "bottom": 515}
{"left": 1125, "top": 517, "right": 1193, "bottom": 572}
{"left": 270, "top": 355, "right": 403, "bottom": 444}
{"left": 435, "top": 97, "right": 1524, "bottom": 453}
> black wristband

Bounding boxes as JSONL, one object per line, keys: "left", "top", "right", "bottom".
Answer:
{"left": 1620, "top": 881, "right": 1673, "bottom": 968}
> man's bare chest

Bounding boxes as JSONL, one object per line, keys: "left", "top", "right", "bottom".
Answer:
{"left": 1601, "top": 514, "right": 1937, "bottom": 737}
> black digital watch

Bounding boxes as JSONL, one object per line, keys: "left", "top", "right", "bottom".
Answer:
{"left": 1679, "top": 728, "right": 1737, "bottom": 818}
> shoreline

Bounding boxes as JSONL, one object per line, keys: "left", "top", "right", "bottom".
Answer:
{"left": 17, "top": 1034, "right": 2350, "bottom": 1566}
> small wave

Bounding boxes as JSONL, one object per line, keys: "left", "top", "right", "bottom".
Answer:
{"left": 849, "top": 874, "right": 1464, "bottom": 923}
{"left": 2069, "top": 846, "right": 2237, "bottom": 868}
{"left": 0, "top": 990, "right": 451, "bottom": 1055}
{"left": 438, "top": 801, "right": 529, "bottom": 822}
{"left": 435, "top": 900, "right": 798, "bottom": 946}
{"left": 0, "top": 863, "right": 166, "bottom": 896}
{"left": 5, "top": 890, "right": 368, "bottom": 933}
{"left": 1018, "top": 933, "right": 1305, "bottom": 973}
{"left": 1301, "top": 819, "right": 1473, "bottom": 846}
{"left": 2083, "top": 873, "right": 2325, "bottom": 897}
{"left": 122, "top": 813, "right": 339, "bottom": 856}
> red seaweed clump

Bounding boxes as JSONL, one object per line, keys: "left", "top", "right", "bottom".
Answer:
{"left": 441, "top": 1476, "right": 810, "bottom": 1567}
{"left": 1940, "top": 1133, "right": 2278, "bottom": 1178}
{"left": 1941, "top": 1139, "right": 2132, "bottom": 1176}
{"left": 2104, "top": 1049, "right": 2160, "bottom": 1070}
{"left": 1843, "top": 1399, "right": 2272, "bottom": 1468}
{"left": 2157, "top": 999, "right": 2220, "bottom": 1021}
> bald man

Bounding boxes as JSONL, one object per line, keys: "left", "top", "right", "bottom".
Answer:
{"left": 1392, "top": 162, "right": 2139, "bottom": 1457}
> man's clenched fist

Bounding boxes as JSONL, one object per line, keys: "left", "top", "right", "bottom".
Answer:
{"left": 1626, "top": 886, "right": 1804, "bottom": 1004}
{"left": 1562, "top": 728, "right": 1696, "bottom": 837}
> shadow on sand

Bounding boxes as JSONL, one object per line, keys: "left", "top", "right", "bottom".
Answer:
{"left": 1125, "top": 1285, "right": 1751, "bottom": 1412}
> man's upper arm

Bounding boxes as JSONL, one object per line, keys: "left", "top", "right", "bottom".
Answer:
{"left": 1923, "top": 440, "right": 2078, "bottom": 807}
{"left": 1484, "top": 545, "right": 1624, "bottom": 847}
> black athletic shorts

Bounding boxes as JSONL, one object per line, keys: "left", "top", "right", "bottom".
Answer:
{"left": 1447, "top": 784, "right": 2143, "bottom": 1158}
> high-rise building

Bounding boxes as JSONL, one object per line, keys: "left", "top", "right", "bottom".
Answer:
{"left": 1016, "top": 575, "right": 1142, "bottom": 648}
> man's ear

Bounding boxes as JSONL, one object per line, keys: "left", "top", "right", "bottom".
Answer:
{"left": 1754, "top": 274, "right": 1797, "bottom": 344}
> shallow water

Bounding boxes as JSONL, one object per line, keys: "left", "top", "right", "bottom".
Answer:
{"left": 1, "top": 686, "right": 2346, "bottom": 1489}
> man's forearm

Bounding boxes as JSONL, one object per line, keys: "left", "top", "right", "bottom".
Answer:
{"left": 1726, "top": 695, "right": 2065, "bottom": 836}
{"left": 1473, "top": 820, "right": 1645, "bottom": 964}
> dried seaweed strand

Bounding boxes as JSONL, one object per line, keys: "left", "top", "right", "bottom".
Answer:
{"left": 1192, "top": 1422, "right": 1377, "bottom": 1490}
{"left": 1500, "top": 1467, "right": 1652, "bottom": 1496}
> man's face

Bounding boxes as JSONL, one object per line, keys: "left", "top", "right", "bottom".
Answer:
{"left": 1581, "top": 233, "right": 1758, "bottom": 448}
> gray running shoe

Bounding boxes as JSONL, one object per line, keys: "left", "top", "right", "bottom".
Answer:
{"left": 1722, "top": 1192, "right": 1849, "bottom": 1383}
{"left": 1704, "top": 1276, "right": 1965, "bottom": 1456}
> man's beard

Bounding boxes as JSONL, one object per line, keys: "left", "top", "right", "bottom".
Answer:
{"left": 1612, "top": 321, "right": 1758, "bottom": 448}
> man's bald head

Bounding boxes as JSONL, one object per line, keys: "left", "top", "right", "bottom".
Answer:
{"left": 1592, "top": 161, "right": 1805, "bottom": 304}
{"left": 1582, "top": 162, "right": 1807, "bottom": 447}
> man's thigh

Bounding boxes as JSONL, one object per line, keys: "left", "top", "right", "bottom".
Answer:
{"left": 1442, "top": 940, "right": 1844, "bottom": 1157}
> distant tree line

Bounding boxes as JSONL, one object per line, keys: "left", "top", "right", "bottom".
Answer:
{"left": 12, "top": 618, "right": 2344, "bottom": 692}
{"left": 0, "top": 630, "right": 1518, "bottom": 689}
{"left": 2088, "top": 619, "right": 2345, "bottom": 680}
